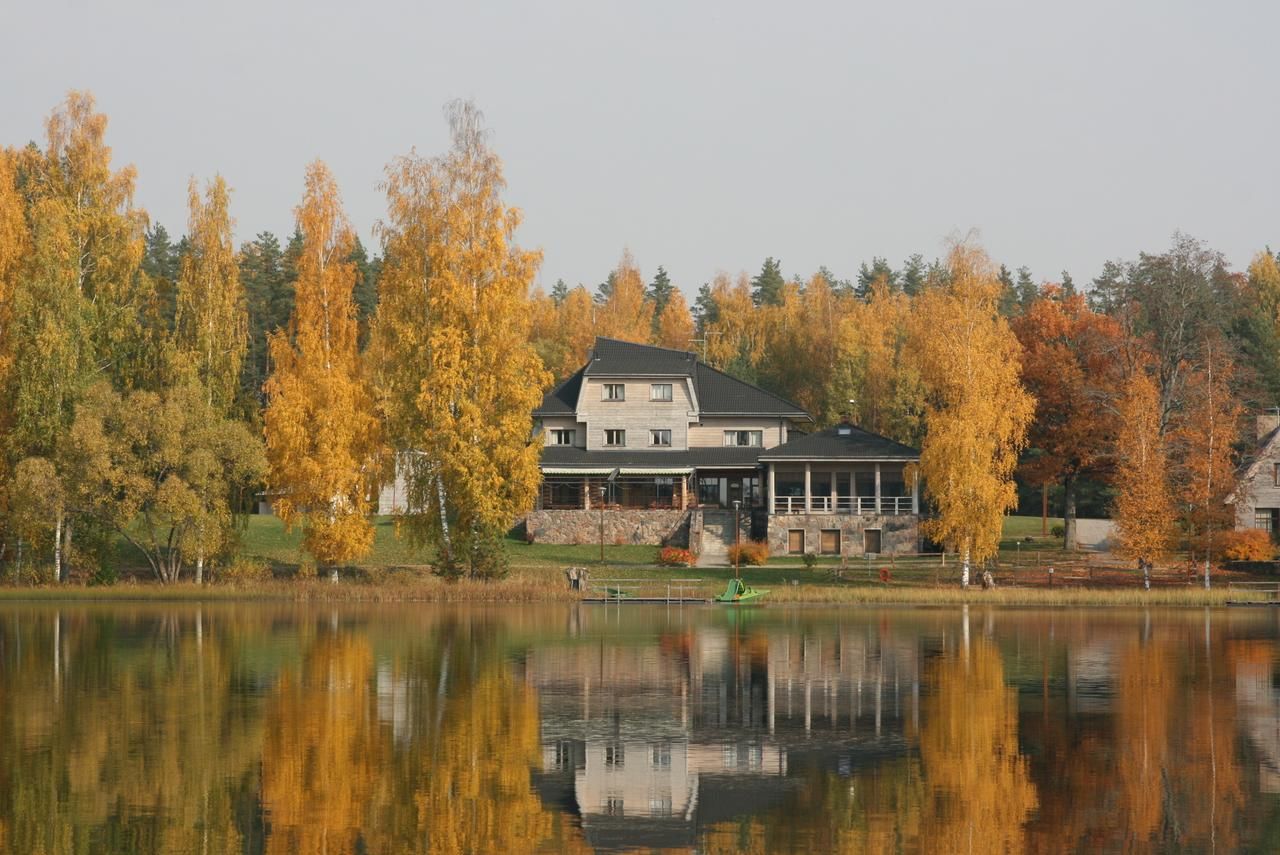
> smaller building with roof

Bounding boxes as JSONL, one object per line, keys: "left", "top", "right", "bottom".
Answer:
{"left": 527, "top": 338, "right": 921, "bottom": 558}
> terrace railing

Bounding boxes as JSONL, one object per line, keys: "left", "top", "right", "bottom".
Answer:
{"left": 774, "top": 496, "right": 914, "bottom": 515}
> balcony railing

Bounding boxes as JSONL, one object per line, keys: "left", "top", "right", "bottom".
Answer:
{"left": 774, "top": 496, "right": 914, "bottom": 515}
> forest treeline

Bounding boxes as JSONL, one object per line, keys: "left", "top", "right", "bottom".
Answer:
{"left": 0, "top": 91, "right": 1276, "bottom": 585}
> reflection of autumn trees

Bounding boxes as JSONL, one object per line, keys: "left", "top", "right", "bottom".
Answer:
{"left": 919, "top": 640, "right": 1037, "bottom": 854}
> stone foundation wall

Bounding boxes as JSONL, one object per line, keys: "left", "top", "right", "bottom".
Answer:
{"left": 767, "top": 514, "right": 919, "bottom": 556}
{"left": 526, "top": 509, "right": 692, "bottom": 547}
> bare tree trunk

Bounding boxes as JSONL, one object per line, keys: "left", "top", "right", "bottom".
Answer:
{"left": 54, "top": 510, "right": 63, "bottom": 583}
{"left": 1063, "top": 475, "right": 1078, "bottom": 551}
{"left": 436, "top": 477, "right": 452, "bottom": 565}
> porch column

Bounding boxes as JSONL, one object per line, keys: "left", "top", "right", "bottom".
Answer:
{"left": 830, "top": 470, "right": 837, "bottom": 513}
{"left": 767, "top": 465, "right": 776, "bottom": 515}
{"left": 804, "top": 463, "right": 812, "bottom": 513}
{"left": 680, "top": 476, "right": 688, "bottom": 510}
{"left": 911, "top": 469, "right": 919, "bottom": 514}
{"left": 874, "top": 463, "right": 882, "bottom": 514}
{"left": 583, "top": 478, "right": 591, "bottom": 510}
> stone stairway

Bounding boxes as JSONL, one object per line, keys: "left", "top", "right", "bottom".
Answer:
{"left": 697, "top": 510, "right": 738, "bottom": 566}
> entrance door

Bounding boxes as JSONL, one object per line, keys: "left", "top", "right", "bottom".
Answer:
{"left": 864, "top": 529, "right": 882, "bottom": 554}
{"left": 727, "top": 477, "right": 744, "bottom": 508}
{"left": 820, "top": 529, "right": 841, "bottom": 555}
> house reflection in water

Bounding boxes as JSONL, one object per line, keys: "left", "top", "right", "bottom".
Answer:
{"left": 522, "top": 614, "right": 924, "bottom": 850}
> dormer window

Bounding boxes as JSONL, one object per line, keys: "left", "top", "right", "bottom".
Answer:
{"left": 837, "top": 425, "right": 852, "bottom": 436}
{"left": 650, "top": 383, "right": 673, "bottom": 402}
{"left": 549, "top": 429, "right": 576, "bottom": 446}
{"left": 602, "top": 383, "right": 625, "bottom": 402}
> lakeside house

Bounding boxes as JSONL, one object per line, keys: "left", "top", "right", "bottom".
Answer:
{"left": 526, "top": 337, "right": 921, "bottom": 557}
{"left": 1231, "top": 412, "right": 1280, "bottom": 538}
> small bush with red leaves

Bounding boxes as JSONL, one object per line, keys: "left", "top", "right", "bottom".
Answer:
{"left": 727, "top": 541, "right": 770, "bottom": 566}
{"left": 657, "top": 547, "right": 696, "bottom": 567}
{"left": 1222, "top": 529, "right": 1276, "bottom": 562}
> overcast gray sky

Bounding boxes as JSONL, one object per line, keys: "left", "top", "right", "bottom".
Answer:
{"left": 4, "top": 0, "right": 1277, "bottom": 294}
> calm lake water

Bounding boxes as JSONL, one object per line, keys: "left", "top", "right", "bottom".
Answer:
{"left": 1, "top": 603, "right": 1278, "bottom": 854}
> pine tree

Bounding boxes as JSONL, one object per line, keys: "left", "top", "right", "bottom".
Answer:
{"left": 348, "top": 235, "right": 379, "bottom": 336}
{"left": 174, "top": 176, "right": 247, "bottom": 414}
{"left": 751, "top": 257, "right": 785, "bottom": 306}
{"left": 693, "top": 283, "right": 718, "bottom": 330}
{"left": 549, "top": 278, "right": 569, "bottom": 305}
{"left": 374, "top": 100, "right": 548, "bottom": 577}
{"left": 856, "top": 257, "right": 896, "bottom": 299}
{"left": 646, "top": 265, "right": 675, "bottom": 315}
{"left": 239, "top": 231, "right": 290, "bottom": 412}
{"left": 141, "top": 223, "right": 180, "bottom": 332}
{"left": 1014, "top": 266, "right": 1037, "bottom": 311}
{"left": 900, "top": 254, "right": 927, "bottom": 296}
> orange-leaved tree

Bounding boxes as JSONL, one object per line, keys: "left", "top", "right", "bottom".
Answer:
{"left": 1170, "top": 336, "right": 1242, "bottom": 588}
{"left": 908, "top": 242, "right": 1034, "bottom": 586}
{"left": 654, "top": 286, "right": 694, "bottom": 351}
{"left": 594, "top": 249, "right": 653, "bottom": 343}
{"left": 1011, "top": 285, "right": 1124, "bottom": 548}
{"left": 374, "top": 101, "right": 548, "bottom": 577}
{"left": 265, "top": 160, "right": 383, "bottom": 572}
{"left": 1111, "top": 368, "right": 1176, "bottom": 572}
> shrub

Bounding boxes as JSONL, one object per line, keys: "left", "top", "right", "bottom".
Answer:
{"left": 1050, "top": 524, "right": 1065, "bottom": 539}
{"left": 802, "top": 552, "right": 818, "bottom": 570}
{"left": 727, "top": 541, "right": 769, "bottom": 566}
{"left": 1222, "top": 529, "right": 1276, "bottom": 562}
{"left": 219, "top": 557, "right": 271, "bottom": 584}
{"left": 657, "top": 547, "right": 696, "bottom": 567}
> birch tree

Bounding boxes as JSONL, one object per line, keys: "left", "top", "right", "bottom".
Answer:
{"left": 265, "top": 161, "right": 382, "bottom": 574}
{"left": 908, "top": 242, "right": 1034, "bottom": 586}
{"left": 174, "top": 175, "right": 247, "bottom": 414}
{"left": 1112, "top": 369, "right": 1176, "bottom": 582}
{"left": 374, "top": 101, "right": 548, "bottom": 577}
{"left": 654, "top": 287, "right": 694, "bottom": 351}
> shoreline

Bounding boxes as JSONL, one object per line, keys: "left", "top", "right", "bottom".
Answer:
{"left": 0, "top": 579, "right": 1247, "bottom": 607}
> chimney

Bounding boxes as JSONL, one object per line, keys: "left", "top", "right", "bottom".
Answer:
{"left": 1259, "top": 412, "right": 1280, "bottom": 441}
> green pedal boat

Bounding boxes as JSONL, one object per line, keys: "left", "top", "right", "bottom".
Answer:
{"left": 714, "top": 578, "right": 769, "bottom": 604}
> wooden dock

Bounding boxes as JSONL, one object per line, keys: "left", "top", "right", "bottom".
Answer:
{"left": 581, "top": 578, "right": 709, "bottom": 605}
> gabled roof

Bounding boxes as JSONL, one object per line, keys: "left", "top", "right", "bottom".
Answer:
{"left": 758, "top": 424, "right": 920, "bottom": 462}
{"left": 583, "top": 337, "right": 698, "bottom": 377}
{"left": 534, "top": 337, "right": 810, "bottom": 420}
{"left": 1230, "top": 424, "right": 1280, "bottom": 504}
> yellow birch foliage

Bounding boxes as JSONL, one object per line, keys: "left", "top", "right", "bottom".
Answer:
{"left": 375, "top": 101, "right": 548, "bottom": 569}
{"left": 174, "top": 175, "right": 247, "bottom": 413}
{"left": 0, "top": 148, "right": 29, "bottom": 476}
{"left": 654, "top": 286, "right": 694, "bottom": 350}
{"left": 1112, "top": 370, "right": 1176, "bottom": 562}
{"left": 595, "top": 250, "right": 653, "bottom": 343}
{"left": 1115, "top": 639, "right": 1175, "bottom": 845}
{"left": 703, "top": 272, "right": 764, "bottom": 370}
{"left": 919, "top": 640, "right": 1037, "bottom": 853}
{"left": 265, "top": 161, "right": 382, "bottom": 565}
{"left": 908, "top": 244, "right": 1034, "bottom": 564}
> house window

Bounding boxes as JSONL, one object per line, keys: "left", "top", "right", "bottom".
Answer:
{"left": 604, "top": 796, "right": 625, "bottom": 816}
{"left": 864, "top": 529, "right": 882, "bottom": 554}
{"left": 605, "top": 743, "right": 624, "bottom": 768}
{"left": 820, "top": 529, "right": 841, "bottom": 555}
{"left": 1274, "top": 463, "right": 1280, "bottom": 487}
{"left": 602, "top": 383, "right": 625, "bottom": 401}
{"left": 787, "top": 529, "right": 805, "bottom": 554}
{"left": 549, "top": 429, "right": 575, "bottom": 446}
{"left": 650, "top": 744, "right": 671, "bottom": 768}
{"left": 648, "top": 795, "right": 673, "bottom": 817}
{"left": 650, "top": 383, "right": 673, "bottom": 402}
{"left": 724, "top": 430, "right": 763, "bottom": 447}
{"left": 649, "top": 429, "right": 672, "bottom": 447}
{"left": 604, "top": 429, "right": 625, "bottom": 447}
{"left": 1257, "top": 511, "right": 1275, "bottom": 533}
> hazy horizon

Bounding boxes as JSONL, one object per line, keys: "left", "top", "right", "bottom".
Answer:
{"left": 4, "top": 0, "right": 1278, "bottom": 294}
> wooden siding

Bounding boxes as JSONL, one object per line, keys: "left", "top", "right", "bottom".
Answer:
{"left": 688, "top": 417, "right": 785, "bottom": 449}
{"left": 577, "top": 377, "right": 697, "bottom": 451}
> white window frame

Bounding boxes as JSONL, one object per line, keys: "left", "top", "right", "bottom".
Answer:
{"left": 724, "top": 430, "right": 763, "bottom": 447}
{"left": 602, "top": 383, "right": 625, "bottom": 402}
{"left": 604, "top": 429, "right": 626, "bottom": 447}
{"left": 649, "top": 429, "right": 672, "bottom": 447}
{"left": 549, "top": 429, "right": 575, "bottom": 446}
{"left": 650, "top": 383, "right": 673, "bottom": 402}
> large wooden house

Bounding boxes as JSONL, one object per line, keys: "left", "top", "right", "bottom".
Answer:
{"left": 527, "top": 338, "right": 921, "bottom": 558}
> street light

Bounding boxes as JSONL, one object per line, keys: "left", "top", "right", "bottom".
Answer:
{"left": 732, "top": 499, "right": 741, "bottom": 579}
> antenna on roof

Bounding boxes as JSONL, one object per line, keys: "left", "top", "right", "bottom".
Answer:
{"left": 688, "top": 331, "right": 721, "bottom": 361}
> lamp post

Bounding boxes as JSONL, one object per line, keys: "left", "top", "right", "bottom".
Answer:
{"left": 599, "top": 484, "right": 607, "bottom": 563}
{"left": 732, "top": 499, "right": 741, "bottom": 579}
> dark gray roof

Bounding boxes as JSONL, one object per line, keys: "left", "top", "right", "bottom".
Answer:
{"left": 758, "top": 424, "right": 920, "bottom": 461}
{"left": 533, "top": 369, "right": 583, "bottom": 416}
{"left": 583, "top": 337, "right": 698, "bottom": 377}
{"left": 540, "top": 446, "right": 765, "bottom": 470}
{"left": 535, "top": 337, "right": 809, "bottom": 419}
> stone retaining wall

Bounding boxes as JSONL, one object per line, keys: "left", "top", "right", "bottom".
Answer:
{"left": 526, "top": 509, "right": 692, "bottom": 547}
{"left": 767, "top": 513, "right": 919, "bottom": 556}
